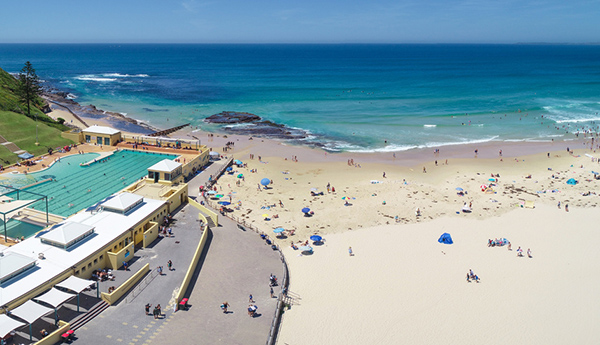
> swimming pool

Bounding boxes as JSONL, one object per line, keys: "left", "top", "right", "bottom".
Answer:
{"left": 0, "top": 219, "right": 44, "bottom": 240}
{"left": 0, "top": 150, "right": 177, "bottom": 217}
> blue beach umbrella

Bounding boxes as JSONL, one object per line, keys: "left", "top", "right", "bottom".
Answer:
{"left": 218, "top": 201, "right": 231, "bottom": 205}
{"left": 455, "top": 187, "right": 463, "bottom": 191}
{"left": 226, "top": 166, "right": 233, "bottom": 172}
{"left": 488, "top": 178, "right": 495, "bottom": 182}
{"left": 234, "top": 160, "right": 243, "bottom": 165}
{"left": 237, "top": 174, "right": 243, "bottom": 178}
{"left": 206, "top": 190, "right": 217, "bottom": 195}
{"left": 310, "top": 235, "right": 322, "bottom": 242}
{"left": 260, "top": 178, "right": 271, "bottom": 186}
{"left": 301, "top": 207, "right": 310, "bottom": 213}
{"left": 273, "top": 227, "right": 285, "bottom": 233}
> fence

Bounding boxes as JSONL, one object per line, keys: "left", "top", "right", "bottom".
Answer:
{"left": 200, "top": 197, "right": 289, "bottom": 345}
{"left": 205, "top": 156, "right": 234, "bottom": 189}
{"left": 126, "top": 267, "right": 159, "bottom": 304}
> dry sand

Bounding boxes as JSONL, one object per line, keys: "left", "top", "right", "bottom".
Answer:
{"left": 198, "top": 135, "right": 600, "bottom": 344}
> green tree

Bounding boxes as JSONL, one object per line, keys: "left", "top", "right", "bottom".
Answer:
{"left": 17, "top": 61, "right": 42, "bottom": 143}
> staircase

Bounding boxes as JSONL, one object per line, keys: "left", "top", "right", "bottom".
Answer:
{"left": 0, "top": 134, "right": 26, "bottom": 154}
{"left": 70, "top": 300, "right": 110, "bottom": 331}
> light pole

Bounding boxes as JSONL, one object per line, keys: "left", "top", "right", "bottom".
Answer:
{"left": 35, "top": 113, "right": 38, "bottom": 145}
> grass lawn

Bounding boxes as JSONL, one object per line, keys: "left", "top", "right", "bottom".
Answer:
{"left": 0, "top": 110, "right": 74, "bottom": 165}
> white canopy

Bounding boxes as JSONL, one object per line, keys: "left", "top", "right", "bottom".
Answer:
{"left": 55, "top": 275, "right": 95, "bottom": 294}
{"left": 0, "top": 314, "right": 25, "bottom": 337}
{"left": 10, "top": 300, "right": 53, "bottom": 324}
{"left": 34, "top": 288, "right": 75, "bottom": 308}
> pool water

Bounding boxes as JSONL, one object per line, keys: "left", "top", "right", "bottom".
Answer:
{"left": 0, "top": 219, "right": 44, "bottom": 240}
{"left": 0, "top": 150, "right": 177, "bottom": 217}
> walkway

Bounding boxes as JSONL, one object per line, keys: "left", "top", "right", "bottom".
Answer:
{"left": 73, "top": 204, "right": 204, "bottom": 344}
{"left": 0, "top": 134, "right": 26, "bottom": 154}
{"left": 151, "top": 213, "right": 285, "bottom": 345}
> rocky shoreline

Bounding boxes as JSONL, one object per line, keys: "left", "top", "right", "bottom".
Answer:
{"left": 42, "top": 87, "right": 157, "bottom": 134}
{"left": 205, "top": 111, "right": 309, "bottom": 140}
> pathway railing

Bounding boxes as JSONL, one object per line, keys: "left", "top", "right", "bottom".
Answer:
{"left": 126, "top": 268, "right": 159, "bottom": 304}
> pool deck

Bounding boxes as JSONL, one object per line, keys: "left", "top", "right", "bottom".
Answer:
{"left": 79, "top": 150, "right": 115, "bottom": 166}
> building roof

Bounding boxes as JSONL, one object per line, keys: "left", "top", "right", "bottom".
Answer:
{"left": 0, "top": 314, "right": 25, "bottom": 338}
{"left": 0, "top": 252, "right": 36, "bottom": 282}
{"left": 82, "top": 125, "right": 120, "bottom": 136}
{"left": 0, "top": 194, "right": 166, "bottom": 306}
{"left": 101, "top": 193, "right": 143, "bottom": 213}
{"left": 40, "top": 222, "right": 95, "bottom": 249}
{"left": 9, "top": 300, "right": 53, "bottom": 324}
{"left": 147, "top": 159, "right": 182, "bottom": 173}
{"left": 33, "top": 288, "right": 75, "bottom": 308}
{"left": 55, "top": 275, "right": 94, "bottom": 294}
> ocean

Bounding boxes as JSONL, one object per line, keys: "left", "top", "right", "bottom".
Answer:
{"left": 1, "top": 44, "right": 600, "bottom": 152}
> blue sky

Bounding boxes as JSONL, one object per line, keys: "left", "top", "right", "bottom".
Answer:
{"left": 1, "top": 0, "right": 599, "bottom": 43}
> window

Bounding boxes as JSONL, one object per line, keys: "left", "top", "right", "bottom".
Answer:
{"left": 75, "top": 270, "right": 79, "bottom": 275}
{"left": 94, "top": 259, "right": 98, "bottom": 264}
{"left": 81, "top": 267, "right": 86, "bottom": 272}
{"left": 88, "top": 263, "right": 92, "bottom": 268}
{"left": 148, "top": 171, "right": 154, "bottom": 179}
{"left": 165, "top": 173, "right": 171, "bottom": 180}
{"left": 104, "top": 137, "right": 110, "bottom": 145}
{"left": 99, "top": 255, "right": 103, "bottom": 260}
{"left": 85, "top": 135, "right": 91, "bottom": 142}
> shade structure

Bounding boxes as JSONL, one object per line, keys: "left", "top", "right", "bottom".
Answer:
{"left": 33, "top": 288, "right": 76, "bottom": 308}
{"left": 206, "top": 190, "right": 217, "bottom": 195}
{"left": 10, "top": 300, "right": 53, "bottom": 324}
{"left": 234, "top": 159, "right": 243, "bottom": 165}
{"left": 209, "top": 151, "right": 219, "bottom": 156}
{"left": 310, "top": 235, "right": 322, "bottom": 242}
{"left": 55, "top": 275, "right": 95, "bottom": 294}
{"left": 218, "top": 201, "right": 231, "bottom": 205}
{"left": 17, "top": 152, "right": 34, "bottom": 160}
{"left": 260, "top": 178, "right": 271, "bottom": 186}
{"left": 438, "top": 232, "right": 453, "bottom": 245}
{"left": 299, "top": 246, "right": 313, "bottom": 252}
{"left": 455, "top": 187, "right": 463, "bottom": 191}
{"left": 0, "top": 314, "right": 25, "bottom": 338}
{"left": 273, "top": 227, "right": 285, "bottom": 233}
{"left": 301, "top": 207, "right": 310, "bottom": 213}
{"left": 226, "top": 166, "right": 233, "bottom": 171}
{"left": 237, "top": 174, "right": 243, "bottom": 178}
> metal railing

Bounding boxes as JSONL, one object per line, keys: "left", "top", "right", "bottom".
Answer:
{"left": 126, "top": 268, "right": 160, "bottom": 303}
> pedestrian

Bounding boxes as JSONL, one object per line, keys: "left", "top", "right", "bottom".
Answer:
{"left": 565, "top": 204, "right": 569, "bottom": 212}
{"left": 221, "top": 301, "right": 230, "bottom": 313}
{"left": 558, "top": 201, "right": 561, "bottom": 209}
{"left": 123, "top": 261, "right": 128, "bottom": 271}
{"left": 157, "top": 266, "right": 163, "bottom": 275}
{"left": 270, "top": 286, "right": 274, "bottom": 298}
{"left": 349, "top": 246, "right": 353, "bottom": 256}
{"left": 156, "top": 304, "right": 162, "bottom": 318}
{"left": 527, "top": 248, "right": 532, "bottom": 258}
{"left": 153, "top": 306, "right": 159, "bottom": 319}
{"left": 383, "top": 172, "right": 386, "bottom": 178}
{"left": 168, "top": 260, "right": 173, "bottom": 271}
{"left": 145, "top": 303, "right": 151, "bottom": 315}
{"left": 249, "top": 294, "right": 254, "bottom": 303}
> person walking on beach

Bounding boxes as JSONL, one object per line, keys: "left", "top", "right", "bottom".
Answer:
{"left": 527, "top": 248, "right": 532, "bottom": 258}
{"left": 565, "top": 204, "right": 569, "bottom": 212}
{"left": 349, "top": 247, "right": 353, "bottom": 256}
{"left": 168, "top": 260, "right": 173, "bottom": 271}
{"left": 249, "top": 294, "right": 254, "bottom": 303}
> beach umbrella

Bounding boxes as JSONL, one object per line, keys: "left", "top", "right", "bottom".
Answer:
{"left": 273, "top": 227, "right": 285, "bottom": 233}
{"left": 234, "top": 159, "right": 243, "bottom": 165}
{"left": 218, "top": 201, "right": 231, "bottom": 205}
{"left": 226, "top": 166, "right": 233, "bottom": 172}
{"left": 455, "top": 187, "right": 463, "bottom": 191}
{"left": 566, "top": 178, "right": 578, "bottom": 185}
{"left": 207, "top": 190, "right": 217, "bottom": 195}
{"left": 262, "top": 214, "right": 269, "bottom": 218}
{"left": 215, "top": 194, "right": 224, "bottom": 198}
{"left": 488, "top": 178, "right": 495, "bottom": 182}
{"left": 310, "top": 235, "right": 322, "bottom": 242}
{"left": 260, "top": 178, "right": 271, "bottom": 186}
{"left": 301, "top": 207, "right": 310, "bottom": 213}
{"left": 299, "top": 246, "right": 313, "bottom": 252}
{"left": 310, "top": 188, "right": 318, "bottom": 191}
{"left": 237, "top": 174, "right": 243, "bottom": 178}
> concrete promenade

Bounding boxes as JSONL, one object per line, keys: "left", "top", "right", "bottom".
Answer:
{"left": 151, "top": 215, "right": 284, "bottom": 345}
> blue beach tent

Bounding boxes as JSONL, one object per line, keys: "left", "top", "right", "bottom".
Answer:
{"left": 438, "top": 233, "right": 453, "bottom": 245}
{"left": 566, "top": 178, "right": 578, "bottom": 185}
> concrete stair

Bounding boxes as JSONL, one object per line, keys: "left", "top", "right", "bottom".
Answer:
{"left": 70, "top": 300, "right": 110, "bottom": 331}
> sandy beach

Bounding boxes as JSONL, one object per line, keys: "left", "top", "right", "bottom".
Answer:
{"left": 187, "top": 130, "right": 600, "bottom": 344}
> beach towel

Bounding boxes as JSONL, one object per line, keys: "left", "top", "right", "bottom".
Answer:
{"left": 524, "top": 200, "right": 535, "bottom": 209}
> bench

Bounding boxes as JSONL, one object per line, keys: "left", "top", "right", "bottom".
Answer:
{"left": 178, "top": 298, "right": 189, "bottom": 310}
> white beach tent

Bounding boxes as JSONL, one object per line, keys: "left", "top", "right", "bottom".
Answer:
{"left": 55, "top": 275, "right": 97, "bottom": 311}
{"left": 9, "top": 300, "right": 53, "bottom": 341}
{"left": 0, "top": 314, "right": 25, "bottom": 339}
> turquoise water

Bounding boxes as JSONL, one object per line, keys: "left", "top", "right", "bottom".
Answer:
{"left": 0, "top": 150, "right": 176, "bottom": 217}
{"left": 2, "top": 44, "right": 600, "bottom": 151}
{"left": 0, "top": 219, "right": 44, "bottom": 240}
